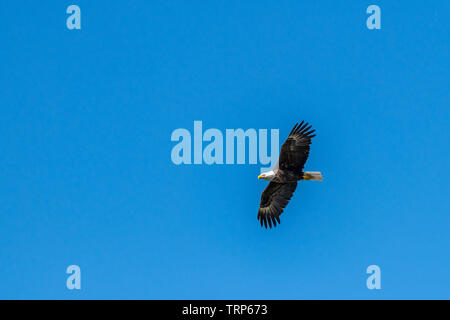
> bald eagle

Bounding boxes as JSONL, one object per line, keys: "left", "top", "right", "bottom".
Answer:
{"left": 257, "top": 121, "right": 322, "bottom": 228}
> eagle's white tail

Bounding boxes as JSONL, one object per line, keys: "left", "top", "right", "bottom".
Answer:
{"left": 302, "top": 171, "right": 323, "bottom": 181}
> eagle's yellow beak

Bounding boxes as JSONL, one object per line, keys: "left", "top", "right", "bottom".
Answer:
{"left": 258, "top": 174, "right": 263, "bottom": 179}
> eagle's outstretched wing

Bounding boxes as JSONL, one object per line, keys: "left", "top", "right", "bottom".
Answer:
{"left": 257, "top": 181, "right": 297, "bottom": 228}
{"left": 277, "top": 121, "right": 316, "bottom": 175}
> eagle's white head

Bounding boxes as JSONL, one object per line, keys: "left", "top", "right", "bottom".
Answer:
{"left": 258, "top": 170, "right": 276, "bottom": 181}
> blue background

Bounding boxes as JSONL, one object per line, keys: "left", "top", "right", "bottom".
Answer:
{"left": 0, "top": 1, "right": 449, "bottom": 299}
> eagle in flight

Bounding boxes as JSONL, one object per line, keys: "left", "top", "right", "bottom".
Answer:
{"left": 257, "top": 121, "right": 322, "bottom": 228}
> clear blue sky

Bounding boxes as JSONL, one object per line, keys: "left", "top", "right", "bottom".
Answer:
{"left": 0, "top": 1, "right": 449, "bottom": 299}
